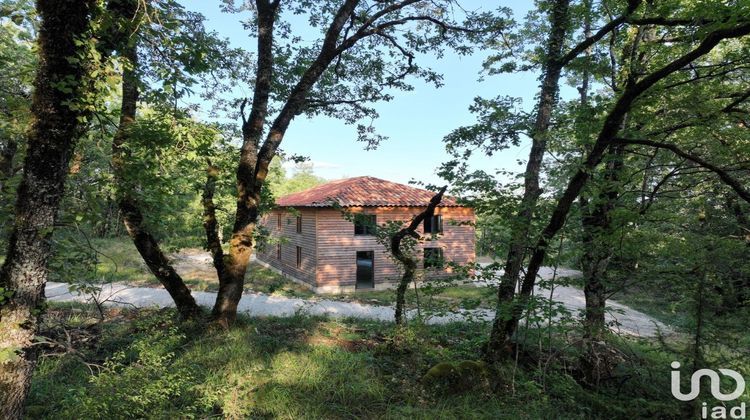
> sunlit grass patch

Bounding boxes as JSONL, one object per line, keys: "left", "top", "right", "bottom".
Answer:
{"left": 27, "top": 303, "right": 695, "bottom": 419}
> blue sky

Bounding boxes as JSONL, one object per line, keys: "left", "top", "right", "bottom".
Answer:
{"left": 183, "top": 1, "right": 557, "bottom": 185}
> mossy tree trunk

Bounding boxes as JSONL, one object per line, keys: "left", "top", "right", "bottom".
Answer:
{"left": 501, "top": 20, "right": 750, "bottom": 354}
{"left": 208, "top": 0, "right": 359, "bottom": 326}
{"left": 487, "top": 0, "right": 572, "bottom": 360}
{"left": 0, "top": 0, "right": 94, "bottom": 417}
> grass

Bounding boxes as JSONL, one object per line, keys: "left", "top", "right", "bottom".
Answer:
{"left": 606, "top": 280, "right": 750, "bottom": 411}
{"left": 65, "top": 237, "right": 312, "bottom": 294}
{"left": 26, "top": 303, "right": 693, "bottom": 419}
{"left": 67, "top": 237, "right": 501, "bottom": 309}
{"left": 610, "top": 285, "right": 690, "bottom": 329}
{"left": 329, "top": 283, "right": 497, "bottom": 310}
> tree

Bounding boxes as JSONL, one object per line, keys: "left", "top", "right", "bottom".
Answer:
{"left": 440, "top": 0, "right": 642, "bottom": 360}
{"left": 488, "top": 0, "right": 657, "bottom": 360}
{"left": 388, "top": 186, "right": 445, "bottom": 324}
{"left": 505, "top": 10, "right": 750, "bottom": 353}
{"left": 273, "top": 162, "right": 327, "bottom": 197}
{"left": 202, "top": 0, "right": 496, "bottom": 325}
{"left": 439, "top": 0, "right": 750, "bottom": 361}
{"left": 106, "top": 0, "right": 200, "bottom": 318}
{"left": 0, "top": 0, "right": 35, "bottom": 242}
{"left": 102, "top": 0, "right": 242, "bottom": 318}
{"left": 0, "top": 0, "right": 96, "bottom": 416}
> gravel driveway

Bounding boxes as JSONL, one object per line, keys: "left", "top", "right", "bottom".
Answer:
{"left": 45, "top": 265, "right": 670, "bottom": 338}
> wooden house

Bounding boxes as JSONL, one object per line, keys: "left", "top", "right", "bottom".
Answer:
{"left": 256, "top": 176, "right": 475, "bottom": 293}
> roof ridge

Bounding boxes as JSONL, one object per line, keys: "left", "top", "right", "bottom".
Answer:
{"left": 275, "top": 176, "right": 465, "bottom": 208}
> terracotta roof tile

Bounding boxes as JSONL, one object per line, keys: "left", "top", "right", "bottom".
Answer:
{"left": 275, "top": 176, "right": 464, "bottom": 207}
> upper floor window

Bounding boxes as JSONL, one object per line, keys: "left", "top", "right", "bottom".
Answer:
{"left": 423, "top": 214, "right": 443, "bottom": 234}
{"left": 296, "top": 216, "right": 302, "bottom": 233}
{"left": 423, "top": 247, "right": 444, "bottom": 269}
{"left": 277, "top": 213, "right": 282, "bottom": 229}
{"left": 354, "top": 214, "right": 377, "bottom": 235}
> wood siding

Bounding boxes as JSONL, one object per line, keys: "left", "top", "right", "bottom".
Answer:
{"left": 316, "top": 207, "right": 476, "bottom": 288}
{"left": 257, "top": 208, "right": 317, "bottom": 285}
{"left": 257, "top": 206, "right": 475, "bottom": 291}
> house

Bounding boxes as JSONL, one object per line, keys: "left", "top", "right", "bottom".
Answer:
{"left": 255, "top": 176, "right": 476, "bottom": 293}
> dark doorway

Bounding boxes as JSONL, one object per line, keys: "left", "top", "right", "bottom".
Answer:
{"left": 356, "top": 251, "right": 375, "bottom": 289}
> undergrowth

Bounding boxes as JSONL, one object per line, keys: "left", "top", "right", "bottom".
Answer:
{"left": 23, "top": 303, "right": 699, "bottom": 419}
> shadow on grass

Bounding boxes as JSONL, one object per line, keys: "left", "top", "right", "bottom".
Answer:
{"left": 27, "top": 303, "right": 693, "bottom": 419}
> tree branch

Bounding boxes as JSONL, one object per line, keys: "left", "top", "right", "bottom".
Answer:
{"left": 613, "top": 137, "right": 750, "bottom": 204}
{"left": 202, "top": 160, "right": 225, "bottom": 278}
{"left": 558, "top": 0, "right": 642, "bottom": 67}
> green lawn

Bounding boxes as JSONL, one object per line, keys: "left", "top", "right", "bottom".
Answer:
{"left": 26, "top": 303, "right": 687, "bottom": 419}
{"left": 56, "top": 237, "right": 499, "bottom": 308}
{"left": 329, "top": 283, "right": 497, "bottom": 310}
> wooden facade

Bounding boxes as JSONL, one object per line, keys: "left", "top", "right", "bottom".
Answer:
{"left": 257, "top": 205, "right": 476, "bottom": 293}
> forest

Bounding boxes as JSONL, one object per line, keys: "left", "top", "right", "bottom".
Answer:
{"left": 0, "top": 0, "right": 749, "bottom": 418}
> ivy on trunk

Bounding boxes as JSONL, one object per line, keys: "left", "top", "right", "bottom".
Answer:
{"left": 0, "top": 0, "right": 95, "bottom": 417}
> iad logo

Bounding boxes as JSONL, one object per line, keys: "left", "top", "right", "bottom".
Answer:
{"left": 671, "top": 361, "right": 747, "bottom": 419}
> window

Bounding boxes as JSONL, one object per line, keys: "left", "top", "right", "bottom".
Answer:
{"left": 277, "top": 213, "right": 282, "bottom": 229}
{"left": 354, "top": 214, "right": 377, "bottom": 235}
{"left": 276, "top": 243, "right": 281, "bottom": 260}
{"left": 296, "top": 216, "right": 302, "bottom": 233}
{"left": 423, "top": 247, "right": 444, "bottom": 269}
{"left": 296, "top": 246, "right": 302, "bottom": 268}
{"left": 423, "top": 214, "right": 443, "bottom": 234}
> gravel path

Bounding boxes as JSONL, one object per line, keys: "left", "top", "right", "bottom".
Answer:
{"left": 45, "top": 269, "right": 670, "bottom": 338}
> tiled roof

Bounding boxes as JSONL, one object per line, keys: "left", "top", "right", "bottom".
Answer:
{"left": 275, "top": 176, "right": 464, "bottom": 207}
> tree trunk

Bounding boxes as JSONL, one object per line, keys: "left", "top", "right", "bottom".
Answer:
{"left": 390, "top": 187, "right": 445, "bottom": 325}
{"left": 0, "top": 0, "right": 94, "bottom": 416}
{"left": 579, "top": 144, "right": 624, "bottom": 385}
{"left": 499, "top": 20, "right": 750, "bottom": 346}
{"left": 0, "top": 136, "right": 16, "bottom": 239}
{"left": 211, "top": 207, "right": 259, "bottom": 326}
{"left": 209, "top": 0, "right": 360, "bottom": 326}
{"left": 202, "top": 162, "right": 226, "bottom": 280}
{"left": 581, "top": 145, "right": 624, "bottom": 340}
{"left": 394, "top": 261, "right": 417, "bottom": 325}
{"left": 108, "top": 0, "right": 200, "bottom": 319}
{"left": 487, "top": 0, "right": 571, "bottom": 361}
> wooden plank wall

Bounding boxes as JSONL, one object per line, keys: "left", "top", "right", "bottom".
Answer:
{"left": 315, "top": 206, "right": 476, "bottom": 289}
{"left": 256, "top": 208, "right": 317, "bottom": 285}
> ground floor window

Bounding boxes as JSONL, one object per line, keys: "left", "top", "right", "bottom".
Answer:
{"left": 423, "top": 247, "right": 444, "bottom": 269}
{"left": 276, "top": 243, "right": 281, "bottom": 260}
{"left": 296, "top": 246, "right": 302, "bottom": 268}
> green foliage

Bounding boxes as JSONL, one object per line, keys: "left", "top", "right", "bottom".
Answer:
{"left": 27, "top": 305, "right": 696, "bottom": 419}
{"left": 55, "top": 312, "right": 200, "bottom": 418}
{"left": 124, "top": 111, "right": 229, "bottom": 236}
{"left": 265, "top": 157, "right": 327, "bottom": 199}
{"left": 0, "top": 285, "right": 13, "bottom": 305}
{"left": 0, "top": 344, "right": 20, "bottom": 364}
{"left": 0, "top": 0, "right": 35, "bottom": 243}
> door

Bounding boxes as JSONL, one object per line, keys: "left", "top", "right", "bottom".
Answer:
{"left": 356, "top": 251, "right": 374, "bottom": 289}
